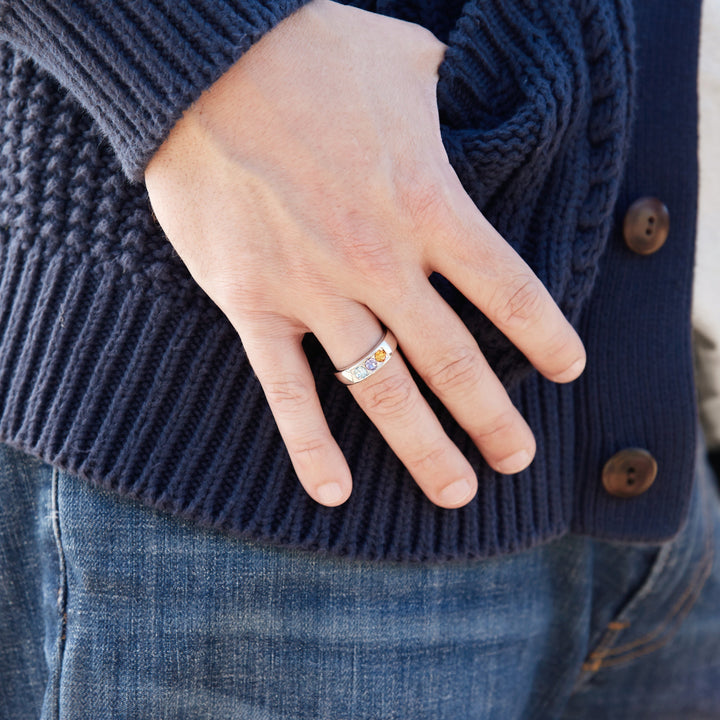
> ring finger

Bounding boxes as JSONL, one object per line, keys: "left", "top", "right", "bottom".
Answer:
{"left": 313, "top": 301, "right": 478, "bottom": 509}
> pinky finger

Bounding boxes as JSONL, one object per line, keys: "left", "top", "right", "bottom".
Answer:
{"left": 242, "top": 332, "right": 352, "bottom": 507}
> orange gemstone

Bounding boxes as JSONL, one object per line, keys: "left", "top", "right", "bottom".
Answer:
{"left": 374, "top": 348, "right": 387, "bottom": 363}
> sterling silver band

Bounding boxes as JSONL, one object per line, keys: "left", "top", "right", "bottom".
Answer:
{"left": 334, "top": 329, "right": 397, "bottom": 385}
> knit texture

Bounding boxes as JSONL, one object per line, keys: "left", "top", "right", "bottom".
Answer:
{"left": 0, "top": 0, "right": 313, "bottom": 180}
{"left": 0, "top": 0, "right": 702, "bottom": 561}
{"left": 435, "top": 0, "right": 636, "bottom": 385}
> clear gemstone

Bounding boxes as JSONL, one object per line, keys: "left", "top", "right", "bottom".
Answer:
{"left": 353, "top": 366, "right": 369, "bottom": 380}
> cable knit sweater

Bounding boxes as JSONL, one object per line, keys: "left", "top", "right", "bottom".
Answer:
{"left": 0, "top": 0, "right": 702, "bottom": 561}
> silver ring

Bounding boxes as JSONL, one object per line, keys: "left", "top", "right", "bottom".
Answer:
{"left": 334, "top": 329, "right": 398, "bottom": 385}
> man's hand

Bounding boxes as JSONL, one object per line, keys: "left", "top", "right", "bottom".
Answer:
{"left": 145, "top": 0, "right": 586, "bottom": 509}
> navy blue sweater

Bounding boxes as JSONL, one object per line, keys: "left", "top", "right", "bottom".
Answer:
{"left": 0, "top": 0, "right": 701, "bottom": 560}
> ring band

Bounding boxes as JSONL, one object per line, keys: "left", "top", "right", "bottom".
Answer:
{"left": 334, "top": 329, "right": 398, "bottom": 385}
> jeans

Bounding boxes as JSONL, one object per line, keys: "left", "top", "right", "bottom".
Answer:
{"left": 1, "top": 441, "right": 719, "bottom": 720}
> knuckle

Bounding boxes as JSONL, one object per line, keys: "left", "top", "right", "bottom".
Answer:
{"left": 543, "top": 326, "right": 581, "bottom": 361}
{"left": 264, "top": 375, "right": 314, "bottom": 413}
{"left": 397, "top": 175, "right": 449, "bottom": 230}
{"left": 491, "top": 275, "right": 545, "bottom": 329}
{"left": 361, "top": 373, "right": 416, "bottom": 419}
{"left": 426, "top": 347, "right": 485, "bottom": 393}
{"left": 333, "top": 226, "right": 398, "bottom": 284}
{"left": 289, "top": 433, "right": 330, "bottom": 466}
{"left": 475, "top": 409, "right": 518, "bottom": 443}
{"left": 211, "top": 275, "right": 262, "bottom": 315}
{"left": 405, "top": 444, "right": 449, "bottom": 474}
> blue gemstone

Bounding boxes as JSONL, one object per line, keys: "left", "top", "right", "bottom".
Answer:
{"left": 353, "top": 366, "right": 369, "bottom": 380}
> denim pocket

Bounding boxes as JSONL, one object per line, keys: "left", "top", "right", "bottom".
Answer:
{"left": 578, "top": 458, "right": 715, "bottom": 677}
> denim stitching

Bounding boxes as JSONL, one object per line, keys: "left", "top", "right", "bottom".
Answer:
{"left": 48, "top": 467, "right": 68, "bottom": 720}
{"left": 596, "top": 543, "right": 711, "bottom": 656}
{"left": 575, "top": 541, "right": 675, "bottom": 675}
{"left": 590, "top": 554, "right": 713, "bottom": 668}
{"left": 581, "top": 491, "right": 714, "bottom": 673}
{"left": 585, "top": 531, "right": 713, "bottom": 669}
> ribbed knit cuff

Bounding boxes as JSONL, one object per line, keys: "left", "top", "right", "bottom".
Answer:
{"left": 1, "top": 0, "right": 312, "bottom": 181}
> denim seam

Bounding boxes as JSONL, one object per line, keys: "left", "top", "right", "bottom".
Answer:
{"left": 48, "top": 466, "right": 68, "bottom": 720}
{"left": 585, "top": 525, "right": 713, "bottom": 669}
{"left": 579, "top": 493, "right": 714, "bottom": 675}
{"left": 593, "top": 542, "right": 712, "bottom": 658}
{"left": 571, "top": 542, "right": 674, "bottom": 679}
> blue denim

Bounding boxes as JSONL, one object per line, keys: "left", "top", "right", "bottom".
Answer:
{"left": 1, "top": 441, "right": 719, "bottom": 720}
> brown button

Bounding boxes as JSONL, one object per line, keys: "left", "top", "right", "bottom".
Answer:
{"left": 623, "top": 197, "right": 670, "bottom": 255}
{"left": 602, "top": 448, "right": 657, "bottom": 498}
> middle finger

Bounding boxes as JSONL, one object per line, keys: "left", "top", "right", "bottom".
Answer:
{"left": 374, "top": 277, "right": 536, "bottom": 475}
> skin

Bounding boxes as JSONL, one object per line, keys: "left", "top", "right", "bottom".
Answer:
{"left": 144, "top": 0, "right": 586, "bottom": 510}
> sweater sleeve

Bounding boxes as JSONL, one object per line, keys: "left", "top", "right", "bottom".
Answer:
{"left": 0, "top": 0, "right": 313, "bottom": 181}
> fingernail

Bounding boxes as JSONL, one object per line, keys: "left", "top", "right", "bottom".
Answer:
{"left": 553, "top": 357, "right": 586, "bottom": 383}
{"left": 438, "top": 478, "right": 474, "bottom": 507}
{"left": 317, "top": 482, "right": 346, "bottom": 506}
{"left": 496, "top": 449, "right": 532, "bottom": 475}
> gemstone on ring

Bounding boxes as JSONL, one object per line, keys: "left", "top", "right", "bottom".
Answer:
{"left": 334, "top": 329, "right": 398, "bottom": 385}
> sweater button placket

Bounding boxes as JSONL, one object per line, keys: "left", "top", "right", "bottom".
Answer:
{"left": 604, "top": 198, "right": 667, "bottom": 499}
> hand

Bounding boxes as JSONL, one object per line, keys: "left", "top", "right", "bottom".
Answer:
{"left": 145, "top": 0, "right": 586, "bottom": 509}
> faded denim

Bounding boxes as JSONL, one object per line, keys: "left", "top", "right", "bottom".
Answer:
{"left": 1, "top": 441, "right": 719, "bottom": 720}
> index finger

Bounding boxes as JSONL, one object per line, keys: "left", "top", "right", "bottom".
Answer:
{"left": 426, "top": 176, "right": 586, "bottom": 383}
